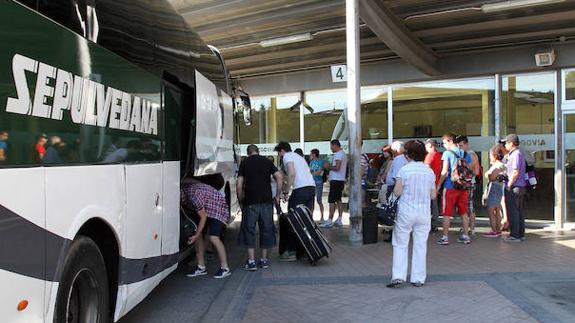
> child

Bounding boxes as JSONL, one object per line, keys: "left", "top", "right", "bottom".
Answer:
{"left": 482, "top": 144, "right": 507, "bottom": 237}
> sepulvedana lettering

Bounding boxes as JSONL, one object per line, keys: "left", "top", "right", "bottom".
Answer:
{"left": 5, "top": 54, "right": 159, "bottom": 135}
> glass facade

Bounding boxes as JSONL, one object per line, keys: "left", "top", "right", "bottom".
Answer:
{"left": 237, "top": 71, "right": 575, "bottom": 224}
{"left": 566, "top": 113, "right": 575, "bottom": 222}
{"left": 502, "top": 73, "right": 555, "bottom": 220}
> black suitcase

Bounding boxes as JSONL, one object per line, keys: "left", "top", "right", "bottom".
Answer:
{"left": 362, "top": 206, "right": 378, "bottom": 244}
{"left": 283, "top": 204, "right": 332, "bottom": 265}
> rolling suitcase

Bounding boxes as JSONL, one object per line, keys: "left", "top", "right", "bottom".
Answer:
{"left": 283, "top": 204, "right": 332, "bottom": 265}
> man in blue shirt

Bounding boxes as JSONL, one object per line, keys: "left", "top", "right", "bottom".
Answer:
{"left": 385, "top": 141, "right": 408, "bottom": 197}
{"left": 309, "top": 148, "right": 326, "bottom": 223}
{"left": 436, "top": 133, "right": 474, "bottom": 245}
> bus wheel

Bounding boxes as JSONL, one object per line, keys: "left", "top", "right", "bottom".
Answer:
{"left": 54, "top": 236, "right": 110, "bottom": 323}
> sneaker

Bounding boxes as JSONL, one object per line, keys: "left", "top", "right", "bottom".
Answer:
{"left": 386, "top": 279, "right": 405, "bottom": 289}
{"left": 504, "top": 236, "right": 522, "bottom": 243}
{"left": 186, "top": 266, "right": 207, "bottom": 278}
{"left": 436, "top": 236, "right": 449, "bottom": 245}
{"left": 457, "top": 235, "right": 471, "bottom": 244}
{"left": 333, "top": 218, "right": 343, "bottom": 227}
{"left": 319, "top": 220, "right": 333, "bottom": 228}
{"left": 279, "top": 251, "right": 296, "bottom": 262}
{"left": 483, "top": 231, "right": 501, "bottom": 238}
{"left": 244, "top": 260, "right": 257, "bottom": 271}
{"left": 259, "top": 258, "right": 270, "bottom": 269}
{"left": 213, "top": 268, "right": 231, "bottom": 279}
{"left": 411, "top": 282, "right": 424, "bottom": 287}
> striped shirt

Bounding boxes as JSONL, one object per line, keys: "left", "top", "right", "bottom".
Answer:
{"left": 396, "top": 161, "right": 435, "bottom": 217}
{"left": 181, "top": 182, "right": 230, "bottom": 224}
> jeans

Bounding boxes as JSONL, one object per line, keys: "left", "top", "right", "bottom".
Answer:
{"left": 238, "top": 203, "right": 276, "bottom": 249}
{"left": 280, "top": 186, "right": 315, "bottom": 254}
{"left": 506, "top": 187, "right": 526, "bottom": 239}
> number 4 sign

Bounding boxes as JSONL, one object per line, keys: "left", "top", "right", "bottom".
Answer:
{"left": 330, "top": 65, "right": 347, "bottom": 83}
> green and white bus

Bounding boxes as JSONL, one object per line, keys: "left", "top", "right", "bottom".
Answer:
{"left": 0, "top": 1, "right": 244, "bottom": 322}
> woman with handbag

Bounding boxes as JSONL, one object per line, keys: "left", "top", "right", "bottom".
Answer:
{"left": 387, "top": 140, "right": 437, "bottom": 288}
{"left": 482, "top": 144, "right": 507, "bottom": 237}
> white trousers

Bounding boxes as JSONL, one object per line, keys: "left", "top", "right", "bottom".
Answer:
{"left": 391, "top": 211, "right": 430, "bottom": 283}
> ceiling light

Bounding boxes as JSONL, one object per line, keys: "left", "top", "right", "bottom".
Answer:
{"left": 482, "top": 0, "right": 565, "bottom": 13}
{"left": 260, "top": 33, "right": 313, "bottom": 48}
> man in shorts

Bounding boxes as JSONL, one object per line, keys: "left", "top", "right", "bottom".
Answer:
{"left": 436, "top": 133, "right": 474, "bottom": 245}
{"left": 237, "top": 144, "right": 283, "bottom": 271}
{"left": 182, "top": 178, "right": 231, "bottom": 279}
{"left": 456, "top": 135, "right": 481, "bottom": 236}
{"left": 320, "top": 139, "right": 347, "bottom": 228}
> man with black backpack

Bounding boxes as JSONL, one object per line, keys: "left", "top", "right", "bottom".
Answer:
{"left": 436, "top": 133, "right": 475, "bottom": 245}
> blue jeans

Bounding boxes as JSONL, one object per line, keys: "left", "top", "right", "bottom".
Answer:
{"left": 238, "top": 204, "right": 276, "bottom": 249}
{"left": 281, "top": 186, "right": 315, "bottom": 254}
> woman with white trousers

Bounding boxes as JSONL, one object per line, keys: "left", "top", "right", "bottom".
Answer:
{"left": 387, "top": 140, "right": 437, "bottom": 288}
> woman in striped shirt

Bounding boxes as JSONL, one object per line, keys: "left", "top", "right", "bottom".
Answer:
{"left": 387, "top": 140, "right": 437, "bottom": 288}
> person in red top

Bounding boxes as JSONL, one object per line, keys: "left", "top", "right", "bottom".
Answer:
{"left": 424, "top": 139, "right": 442, "bottom": 231}
{"left": 33, "top": 134, "right": 48, "bottom": 163}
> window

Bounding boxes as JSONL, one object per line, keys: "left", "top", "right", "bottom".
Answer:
{"left": 393, "top": 78, "right": 494, "bottom": 139}
{"left": 361, "top": 86, "right": 388, "bottom": 141}
{"left": 238, "top": 94, "right": 300, "bottom": 145}
{"left": 304, "top": 89, "right": 346, "bottom": 143}
{"left": 502, "top": 73, "right": 556, "bottom": 220}
{"left": 565, "top": 69, "right": 575, "bottom": 103}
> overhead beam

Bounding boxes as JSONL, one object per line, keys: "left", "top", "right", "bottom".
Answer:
{"left": 359, "top": 0, "right": 440, "bottom": 76}
{"left": 193, "top": 1, "right": 343, "bottom": 36}
{"left": 225, "top": 37, "right": 383, "bottom": 65}
{"left": 416, "top": 10, "right": 575, "bottom": 39}
{"left": 230, "top": 49, "right": 393, "bottom": 76}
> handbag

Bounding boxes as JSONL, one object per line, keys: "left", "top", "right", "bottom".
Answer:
{"left": 377, "top": 194, "right": 399, "bottom": 226}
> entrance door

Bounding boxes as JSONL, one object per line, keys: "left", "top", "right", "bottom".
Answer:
{"left": 565, "top": 112, "right": 575, "bottom": 222}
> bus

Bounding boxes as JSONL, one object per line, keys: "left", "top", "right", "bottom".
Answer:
{"left": 0, "top": 1, "right": 248, "bottom": 322}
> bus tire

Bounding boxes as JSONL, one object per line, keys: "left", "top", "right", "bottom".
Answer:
{"left": 54, "top": 235, "right": 110, "bottom": 323}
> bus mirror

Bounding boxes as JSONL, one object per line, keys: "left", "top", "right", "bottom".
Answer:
{"left": 236, "top": 89, "right": 252, "bottom": 126}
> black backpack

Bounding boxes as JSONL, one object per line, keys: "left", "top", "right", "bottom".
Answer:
{"left": 448, "top": 150, "right": 474, "bottom": 190}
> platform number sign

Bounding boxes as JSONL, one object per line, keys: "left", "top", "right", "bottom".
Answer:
{"left": 331, "top": 65, "right": 347, "bottom": 83}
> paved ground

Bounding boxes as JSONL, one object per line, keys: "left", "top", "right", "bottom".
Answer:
{"left": 119, "top": 212, "right": 575, "bottom": 323}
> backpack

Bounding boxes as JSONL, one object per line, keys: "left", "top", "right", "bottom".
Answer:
{"left": 448, "top": 150, "right": 474, "bottom": 190}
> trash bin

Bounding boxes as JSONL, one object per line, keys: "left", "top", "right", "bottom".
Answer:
{"left": 362, "top": 206, "right": 378, "bottom": 244}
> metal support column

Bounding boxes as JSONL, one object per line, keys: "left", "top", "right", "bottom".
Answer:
{"left": 555, "top": 70, "right": 564, "bottom": 228}
{"left": 387, "top": 87, "right": 393, "bottom": 144}
{"left": 300, "top": 93, "right": 305, "bottom": 152}
{"left": 346, "top": 0, "right": 362, "bottom": 245}
{"left": 494, "top": 74, "right": 501, "bottom": 141}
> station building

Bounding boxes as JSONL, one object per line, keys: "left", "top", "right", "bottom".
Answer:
{"left": 170, "top": 0, "right": 575, "bottom": 227}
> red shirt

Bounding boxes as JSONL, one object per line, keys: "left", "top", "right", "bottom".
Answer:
{"left": 424, "top": 150, "right": 442, "bottom": 185}
{"left": 34, "top": 144, "right": 46, "bottom": 162}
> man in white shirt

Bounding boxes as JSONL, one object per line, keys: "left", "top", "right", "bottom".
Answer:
{"left": 385, "top": 141, "right": 408, "bottom": 197}
{"left": 320, "top": 139, "right": 347, "bottom": 228}
{"left": 274, "top": 141, "right": 316, "bottom": 261}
